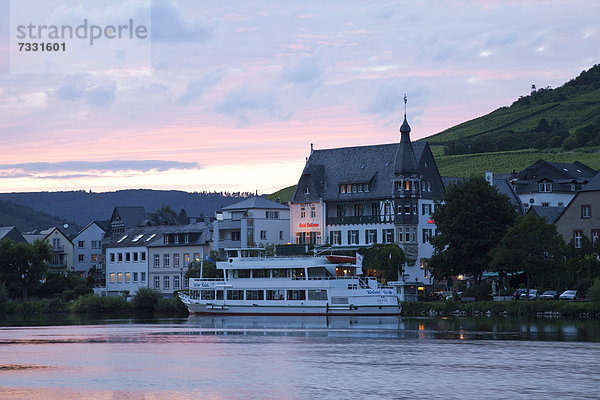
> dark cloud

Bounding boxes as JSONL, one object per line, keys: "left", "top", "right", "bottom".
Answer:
{"left": 214, "top": 87, "right": 278, "bottom": 125}
{"left": 177, "top": 70, "right": 224, "bottom": 105}
{"left": 151, "top": 0, "right": 214, "bottom": 42}
{"left": 281, "top": 53, "right": 324, "bottom": 85}
{"left": 56, "top": 75, "right": 116, "bottom": 107}
{"left": 0, "top": 160, "right": 201, "bottom": 176}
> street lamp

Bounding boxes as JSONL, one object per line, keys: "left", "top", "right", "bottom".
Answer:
{"left": 180, "top": 267, "right": 183, "bottom": 291}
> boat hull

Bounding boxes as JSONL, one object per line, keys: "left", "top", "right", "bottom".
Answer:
{"left": 182, "top": 301, "right": 401, "bottom": 316}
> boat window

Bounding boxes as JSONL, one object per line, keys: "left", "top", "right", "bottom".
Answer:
{"left": 231, "top": 269, "right": 250, "bottom": 279}
{"left": 190, "top": 290, "right": 199, "bottom": 299}
{"left": 308, "top": 290, "right": 328, "bottom": 300}
{"left": 226, "top": 290, "right": 244, "bottom": 300}
{"left": 216, "top": 290, "right": 223, "bottom": 300}
{"left": 266, "top": 290, "right": 285, "bottom": 300}
{"left": 287, "top": 290, "right": 306, "bottom": 301}
{"left": 292, "top": 268, "right": 305, "bottom": 279}
{"left": 272, "top": 269, "right": 289, "bottom": 278}
{"left": 251, "top": 269, "right": 269, "bottom": 278}
{"left": 245, "top": 290, "right": 264, "bottom": 300}
{"left": 201, "top": 290, "right": 215, "bottom": 300}
{"left": 307, "top": 267, "right": 330, "bottom": 278}
{"left": 348, "top": 284, "right": 358, "bottom": 290}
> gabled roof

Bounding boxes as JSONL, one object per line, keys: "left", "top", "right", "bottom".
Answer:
{"left": 291, "top": 141, "right": 430, "bottom": 202}
{"left": 111, "top": 206, "right": 148, "bottom": 228}
{"left": 491, "top": 173, "right": 524, "bottom": 213}
{"left": 511, "top": 159, "right": 596, "bottom": 193}
{"left": 581, "top": 170, "right": 600, "bottom": 192}
{"left": 75, "top": 220, "right": 109, "bottom": 237}
{"left": 0, "top": 226, "right": 27, "bottom": 243}
{"left": 221, "top": 197, "right": 289, "bottom": 211}
{"left": 526, "top": 205, "right": 565, "bottom": 224}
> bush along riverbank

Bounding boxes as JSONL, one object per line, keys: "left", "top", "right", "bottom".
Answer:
{"left": 401, "top": 300, "right": 600, "bottom": 318}
{"left": 0, "top": 287, "right": 189, "bottom": 317}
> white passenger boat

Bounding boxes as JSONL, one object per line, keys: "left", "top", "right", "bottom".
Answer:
{"left": 179, "top": 248, "right": 401, "bottom": 316}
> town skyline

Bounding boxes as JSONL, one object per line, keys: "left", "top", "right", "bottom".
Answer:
{"left": 1, "top": 0, "right": 599, "bottom": 195}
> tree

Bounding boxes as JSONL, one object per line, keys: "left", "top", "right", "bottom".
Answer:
{"left": 359, "top": 244, "right": 405, "bottom": 282}
{"left": 489, "top": 215, "right": 565, "bottom": 296}
{"left": 429, "top": 176, "right": 517, "bottom": 283}
{"left": 0, "top": 238, "right": 51, "bottom": 300}
{"left": 185, "top": 261, "right": 223, "bottom": 280}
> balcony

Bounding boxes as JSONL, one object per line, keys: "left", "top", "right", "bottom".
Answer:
{"left": 327, "top": 215, "right": 394, "bottom": 225}
{"left": 52, "top": 245, "right": 65, "bottom": 253}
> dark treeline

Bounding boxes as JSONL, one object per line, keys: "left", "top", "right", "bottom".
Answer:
{"left": 0, "top": 189, "right": 256, "bottom": 229}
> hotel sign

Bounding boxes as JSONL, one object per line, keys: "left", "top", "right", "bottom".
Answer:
{"left": 299, "top": 223, "right": 319, "bottom": 228}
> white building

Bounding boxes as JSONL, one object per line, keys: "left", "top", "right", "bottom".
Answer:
{"left": 213, "top": 197, "right": 290, "bottom": 256}
{"left": 72, "top": 221, "right": 108, "bottom": 278}
{"left": 104, "top": 226, "right": 163, "bottom": 295}
{"left": 290, "top": 110, "right": 444, "bottom": 286}
{"left": 147, "top": 222, "right": 212, "bottom": 296}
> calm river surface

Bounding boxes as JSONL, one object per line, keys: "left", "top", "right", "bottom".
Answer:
{"left": 1, "top": 315, "right": 599, "bottom": 399}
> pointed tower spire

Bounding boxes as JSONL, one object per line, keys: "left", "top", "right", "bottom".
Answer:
{"left": 394, "top": 94, "right": 417, "bottom": 174}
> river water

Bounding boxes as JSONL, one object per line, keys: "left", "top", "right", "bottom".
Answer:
{"left": 1, "top": 315, "right": 599, "bottom": 399}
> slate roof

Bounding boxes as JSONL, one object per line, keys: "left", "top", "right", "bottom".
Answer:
{"left": 526, "top": 205, "right": 565, "bottom": 224}
{"left": 0, "top": 226, "right": 26, "bottom": 243}
{"left": 491, "top": 173, "right": 524, "bottom": 213}
{"left": 291, "top": 142, "right": 429, "bottom": 202}
{"left": 511, "top": 159, "right": 596, "bottom": 193}
{"left": 113, "top": 206, "right": 148, "bottom": 228}
{"left": 105, "top": 223, "right": 213, "bottom": 249}
{"left": 222, "top": 196, "right": 289, "bottom": 211}
{"left": 581, "top": 170, "right": 600, "bottom": 192}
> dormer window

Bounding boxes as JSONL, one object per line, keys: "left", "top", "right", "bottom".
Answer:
{"left": 163, "top": 234, "right": 169, "bottom": 244}
{"left": 538, "top": 182, "right": 552, "bottom": 193}
{"left": 304, "top": 187, "right": 310, "bottom": 194}
{"left": 184, "top": 234, "right": 190, "bottom": 243}
{"left": 570, "top": 184, "right": 575, "bottom": 191}
{"left": 174, "top": 235, "right": 179, "bottom": 244}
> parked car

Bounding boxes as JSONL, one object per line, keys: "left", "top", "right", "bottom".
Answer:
{"left": 513, "top": 289, "right": 527, "bottom": 299}
{"left": 520, "top": 289, "right": 539, "bottom": 300}
{"left": 559, "top": 290, "right": 578, "bottom": 301}
{"left": 539, "top": 290, "right": 558, "bottom": 300}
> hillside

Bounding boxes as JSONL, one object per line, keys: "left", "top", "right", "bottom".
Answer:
{"left": 0, "top": 190, "right": 254, "bottom": 229}
{"left": 425, "top": 64, "right": 600, "bottom": 156}
{"left": 0, "top": 199, "right": 72, "bottom": 232}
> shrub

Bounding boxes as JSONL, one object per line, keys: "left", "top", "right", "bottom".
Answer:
{"left": 464, "top": 283, "right": 492, "bottom": 301}
{"left": 588, "top": 278, "right": 600, "bottom": 302}
{"left": 131, "top": 287, "right": 162, "bottom": 312}
{"left": 69, "top": 294, "right": 130, "bottom": 313}
{"left": 0, "top": 282, "right": 10, "bottom": 313}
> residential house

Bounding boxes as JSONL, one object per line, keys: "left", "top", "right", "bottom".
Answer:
{"left": 0, "top": 226, "right": 27, "bottom": 243}
{"left": 213, "top": 197, "right": 290, "bottom": 256}
{"left": 104, "top": 226, "right": 160, "bottom": 295}
{"left": 290, "top": 109, "right": 445, "bottom": 285}
{"left": 555, "top": 171, "right": 600, "bottom": 248}
{"left": 510, "top": 160, "right": 596, "bottom": 210}
{"left": 147, "top": 222, "right": 213, "bottom": 296}
{"left": 72, "top": 221, "right": 108, "bottom": 279}
{"left": 24, "top": 227, "right": 74, "bottom": 273}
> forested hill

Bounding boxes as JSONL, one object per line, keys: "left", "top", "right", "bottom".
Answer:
{"left": 0, "top": 199, "right": 71, "bottom": 233}
{"left": 425, "top": 64, "right": 600, "bottom": 155}
{"left": 0, "top": 190, "right": 255, "bottom": 229}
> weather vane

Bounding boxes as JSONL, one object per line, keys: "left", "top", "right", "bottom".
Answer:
{"left": 403, "top": 94, "right": 407, "bottom": 116}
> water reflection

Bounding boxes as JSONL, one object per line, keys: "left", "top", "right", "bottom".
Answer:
{"left": 1, "top": 316, "right": 599, "bottom": 400}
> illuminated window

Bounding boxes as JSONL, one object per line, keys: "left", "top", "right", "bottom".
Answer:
{"left": 184, "top": 253, "right": 190, "bottom": 265}
{"left": 174, "top": 253, "right": 180, "bottom": 266}
{"left": 117, "top": 273, "right": 123, "bottom": 283}
{"left": 125, "top": 272, "right": 130, "bottom": 283}
{"left": 194, "top": 253, "right": 200, "bottom": 262}
{"left": 110, "top": 273, "right": 115, "bottom": 283}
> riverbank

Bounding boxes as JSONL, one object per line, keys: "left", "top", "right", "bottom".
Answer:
{"left": 0, "top": 291, "right": 189, "bottom": 318}
{"left": 402, "top": 300, "right": 600, "bottom": 318}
